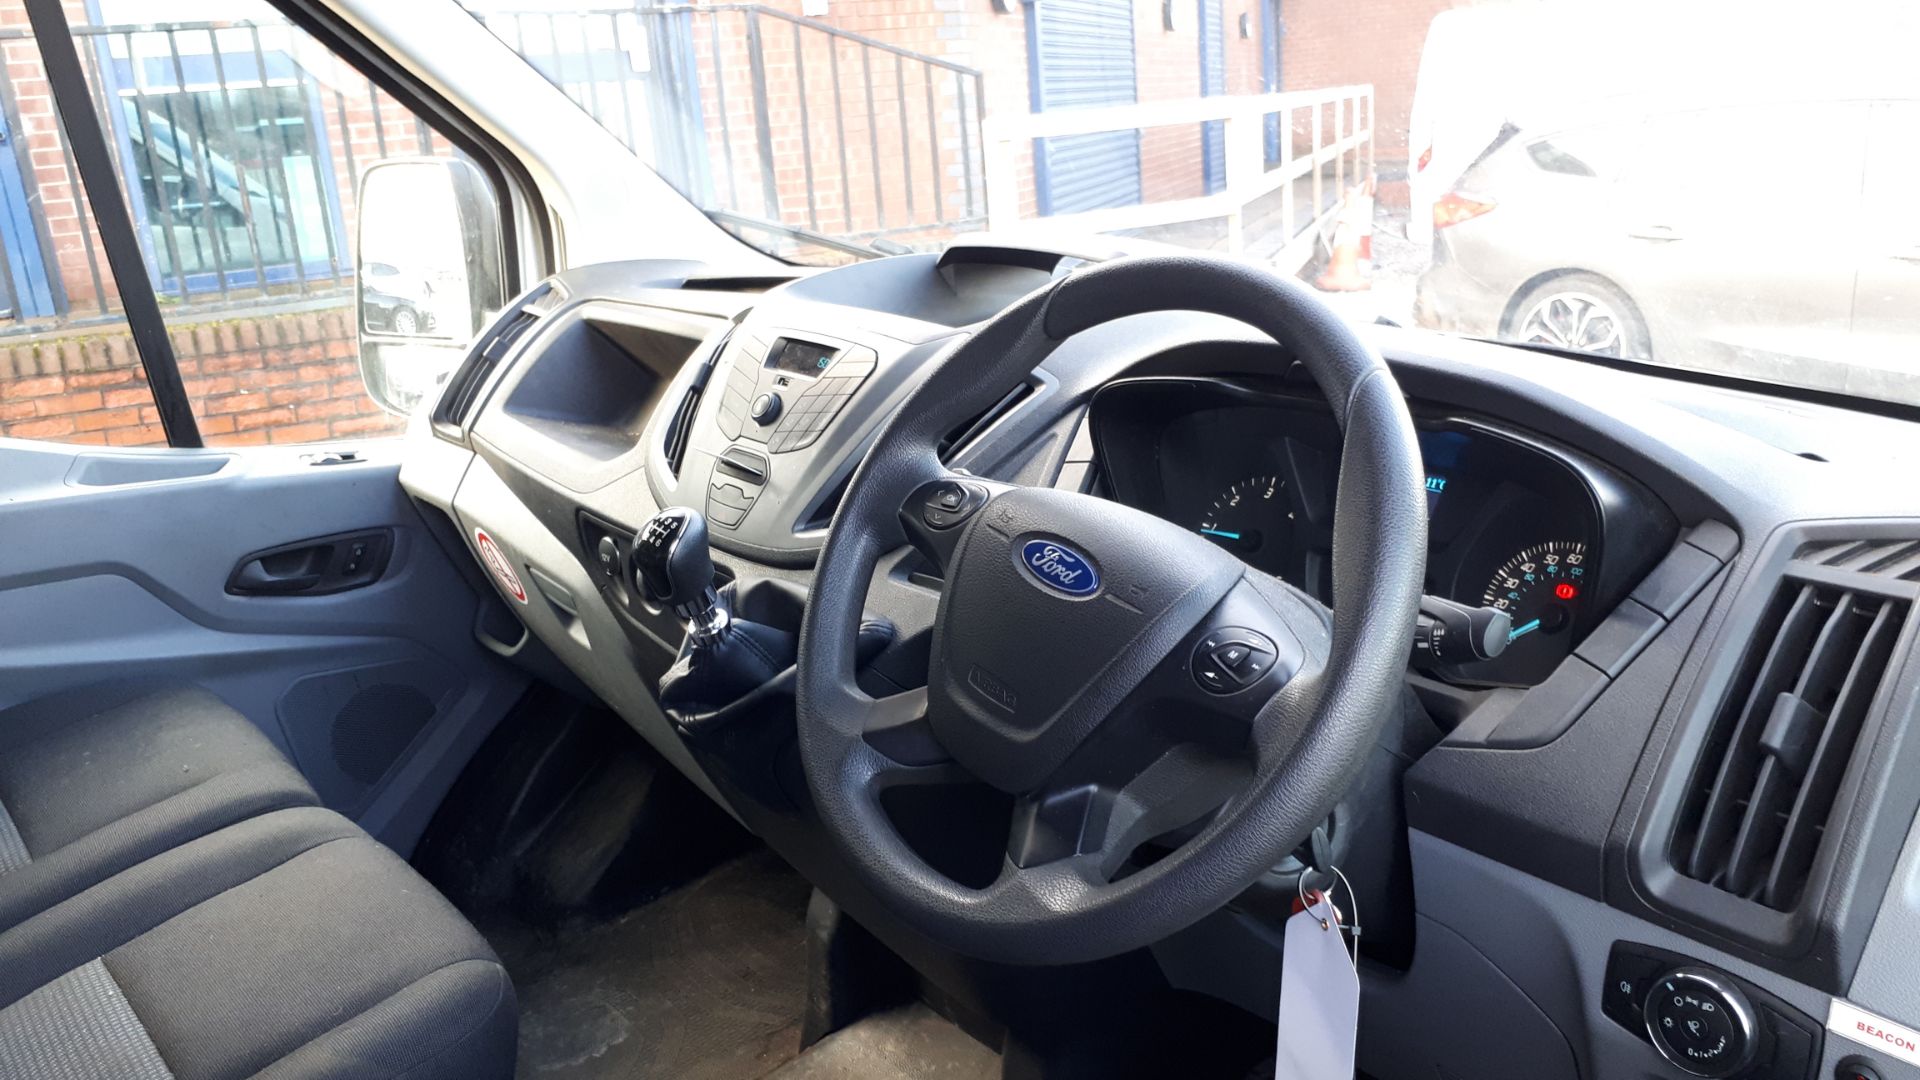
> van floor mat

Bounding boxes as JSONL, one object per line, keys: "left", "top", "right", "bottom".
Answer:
{"left": 492, "top": 847, "right": 812, "bottom": 1079}
{"left": 766, "top": 1005, "right": 1001, "bottom": 1080}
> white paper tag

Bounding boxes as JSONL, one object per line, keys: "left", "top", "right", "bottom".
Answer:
{"left": 1828, "top": 999, "right": 1920, "bottom": 1068}
{"left": 1275, "top": 899, "right": 1360, "bottom": 1080}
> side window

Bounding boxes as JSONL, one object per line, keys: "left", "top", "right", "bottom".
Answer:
{"left": 1524, "top": 125, "right": 1627, "bottom": 180}
{"left": 0, "top": 1, "right": 498, "bottom": 448}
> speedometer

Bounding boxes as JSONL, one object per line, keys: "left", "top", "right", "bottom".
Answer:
{"left": 1482, "top": 540, "right": 1587, "bottom": 650}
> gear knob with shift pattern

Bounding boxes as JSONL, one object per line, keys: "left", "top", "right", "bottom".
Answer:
{"left": 638, "top": 504, "right": 897, "bottom": 725}
{"left": 631, "top": 507, "right": 729, "bottom": 642}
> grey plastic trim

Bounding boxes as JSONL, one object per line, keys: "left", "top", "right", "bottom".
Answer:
{"left": 1849, "top": 781, "right": 1920, "bottom": 1029}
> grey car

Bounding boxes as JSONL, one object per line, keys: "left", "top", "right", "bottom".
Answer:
{"left": 1414, "top": 97, "right": 1920, "bottom": 402}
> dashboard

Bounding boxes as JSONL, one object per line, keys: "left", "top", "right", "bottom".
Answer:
{"left": 397, "top": 246, "right": 1920, "bottom": 1080}
{"left": 1090, "top": 377, "right": 1672, "bottom": 686}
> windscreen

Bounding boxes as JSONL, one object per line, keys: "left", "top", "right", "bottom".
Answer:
{"left": 457, "top": 0, "right": 1920, "bottom": 408}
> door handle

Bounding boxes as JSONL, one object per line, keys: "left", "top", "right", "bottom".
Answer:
{"left": 226, "top": 529, "right": 394, "bottom": 596}
{"left": 1629, "top": 224, "right": 1684, "bottom": 242}
{"left": 230, "top": 557, "right": 327, "bottom": 594}
{"left": 1891, "top": 249, "right": 1920, "bottom": 263}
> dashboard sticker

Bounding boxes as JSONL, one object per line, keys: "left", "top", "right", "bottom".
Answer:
{"left": 1828, "top": 999, "right": 1920, "bottom": 1067}
{"left": 473, "top": 528, "right": 528, "bottom": 605}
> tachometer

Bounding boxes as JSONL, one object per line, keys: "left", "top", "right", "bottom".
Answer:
{"left": 1482, "top": 540, "right": 1587, "bottom": 648}
{"left": 1197, "top": 475, "right": 1293, "bottom": 573}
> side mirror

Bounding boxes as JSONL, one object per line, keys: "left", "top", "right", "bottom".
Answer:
{"left": 355, "top": 158, "right": 504, "bottom": 416}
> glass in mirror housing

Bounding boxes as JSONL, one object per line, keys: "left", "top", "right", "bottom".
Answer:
{"left": 355, "top": 158, "right": 504, "bottom": 416}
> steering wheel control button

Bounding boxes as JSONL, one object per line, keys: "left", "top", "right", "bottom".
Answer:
{"left": 1192, "top": 628, "right": 1279, "bottom": 694}
{"left": 1190, "top": 645, "right": 1236, "bottom": 687}
{"left": 749, "top": 392, "right": 781, "bottom": 425}
{"left": 920, "top": 481, "right": 987, "bottom": 530}
{"left": 1644, "top": 968, "right": 1759, "bottom": 1078}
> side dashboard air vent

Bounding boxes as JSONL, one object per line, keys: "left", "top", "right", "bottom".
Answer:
{"left": 1673, "top": 545, "right": 1914, "bottom": 911}
{"left": 662, "top": 330, "right": 731, "bottom": 477}
{"left": 1798, "top": 538, "right": 1920, "bottom": 581}
{"left": 434, "top": 283, "right": 556, "bottom": 432}
{"left": 938, "top": 379, "right": 1038, "bottom": 462}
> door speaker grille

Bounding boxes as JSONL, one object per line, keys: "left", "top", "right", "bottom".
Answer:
{"left": 332, "top": 683, "right": 436, "bottom": 785}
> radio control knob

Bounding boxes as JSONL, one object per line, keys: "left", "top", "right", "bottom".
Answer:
{"left": 750, "top": 393, "right": 781, "bottom": 425}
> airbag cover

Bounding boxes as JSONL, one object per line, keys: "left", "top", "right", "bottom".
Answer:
{"left": 928, "top": 486, "right": 1243, "bottom": 792}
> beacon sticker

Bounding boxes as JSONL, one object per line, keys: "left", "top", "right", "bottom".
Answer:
{"left": 1829, "top": 999, "right": 1920, "bottom": 1068}
{"left": 473, "top": 528, "right": 527, "bottom": 604}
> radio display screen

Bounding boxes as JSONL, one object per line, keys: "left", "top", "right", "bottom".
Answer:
{"left": 769, "top": 338, "right": 837, "bottom": 377}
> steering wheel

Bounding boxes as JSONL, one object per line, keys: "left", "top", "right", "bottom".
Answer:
{"left": 796, "top": 254, "right": 1426, "bottom": 965}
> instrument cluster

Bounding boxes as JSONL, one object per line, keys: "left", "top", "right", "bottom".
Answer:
{"left": 1089, "top": 378, "right": 1667, "bottom": 687}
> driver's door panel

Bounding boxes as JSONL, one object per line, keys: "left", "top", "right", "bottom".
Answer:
{"left": 0, "top": 438, "right": 527, "bottom": 853}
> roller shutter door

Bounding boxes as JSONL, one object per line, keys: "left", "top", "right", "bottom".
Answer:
{"left": 1029, "top": 0, "right": 1142, "bottom": 214}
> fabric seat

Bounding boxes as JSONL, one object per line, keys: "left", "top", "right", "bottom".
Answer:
{"left": 0, "top": 682, "right": 319, "bottom": 934}
{"left": 0, "top": 805, "right": 517, "bottom": 1078}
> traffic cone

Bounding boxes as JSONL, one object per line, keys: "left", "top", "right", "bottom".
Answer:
{"left": 1355, "top": 175, "right": 1376, "bottom": 272}
{"left": 1314, "top": 180, "right": 1374, "bottom": 292}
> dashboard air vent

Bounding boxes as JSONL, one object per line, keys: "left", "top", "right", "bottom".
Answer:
{"left": 663, "top": 330, "right": 730, "bottom": 477}
{"left": 938, "top": 379, "right": 1037, "bottom": 462}
{"left": 1797, "top": 538, "right": 1920, "bottom": 582}
{"left": 1675, "top": 555, "right": 1912, "bottom": 911}
{"left": 434, "top": 283, "right": 555, "bottom": 431}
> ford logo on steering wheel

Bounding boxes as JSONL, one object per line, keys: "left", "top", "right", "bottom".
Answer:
{"left": 1019, "top": 539, "right": 1100, "bottom": 597}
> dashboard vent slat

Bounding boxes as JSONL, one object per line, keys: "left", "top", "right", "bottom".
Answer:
{"left": 434, "top": 283, "right": 555, "bottom": 431}
{"left": 1685, "top": 586, "right": 1824, "bottom": 882}
{"left": 1800, "top": 538, "right": 1920, "bottom": 581}
{"left": 938, "top": 379, "right": 1038, "bottom": 462}
{"left": 663, "top": 330, "right": 730, "bottom": 477}
{"left": 1676, "top": 551, "right": 1914, "bottom": 913}
{"left": 1762, "top": 599, "right": 1903, "bottom": 907}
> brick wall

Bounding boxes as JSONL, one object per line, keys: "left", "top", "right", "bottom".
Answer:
{"left": 0, "top": 1, "right": 450, "bottom": 451}
{"left": 1, "top": 1, "right": 122, "bottom": 313}
{"left": 0, "top": 2, "right": 448, "bottom": 319}
{"left": 687, "top": 0, "right": 1019, "bottom": 239}
{"left": 0, "top": 305, "right": 404, "bottom": 447}
{"left": 672, "top": 0, "right": 1480, "bottom": 237}
{"left": 1137, "top": 0, "right": 1210, "bottom": 205}
{"left": 683, "top": 0, "right": 1287, "bottom": 239}
{"left": 1280, "top": 0, "right": 1466, "bottom": 176}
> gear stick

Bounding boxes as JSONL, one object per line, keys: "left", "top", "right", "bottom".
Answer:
{"left": 631, "top": 506, "right": 729, "bottom": 643}
{"left": 639, "top": 506, "right": 896, "bottom": 729}
{"left": 639, "top": 506, "right": 794, "bottom": 726}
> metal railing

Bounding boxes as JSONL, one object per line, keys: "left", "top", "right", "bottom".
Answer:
{"left": 983, "top": 84, "right": 1375, "bottom": 269}
{"left": 0, "top": 19, "right": 444, "bottom": 332}
{"left": 480, "top": 4, "right": 987, "bottom": 246}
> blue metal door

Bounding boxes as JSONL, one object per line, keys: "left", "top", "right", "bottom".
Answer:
{"left": 1198, "top": 0, "right": 1226, "bottom": 194}
{"left": 1027, "top": 0, "right": 1141, "bottom": 215}
{"left": 1261, "top": 0, "right": 1282, "bottom": 163}
{"left": 0, "top": 109, "right": 59, "bottom": 320}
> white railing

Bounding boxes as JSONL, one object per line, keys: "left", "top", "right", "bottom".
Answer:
{"left": 983, "top": 84, "right": 1373, "bottom": 267}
